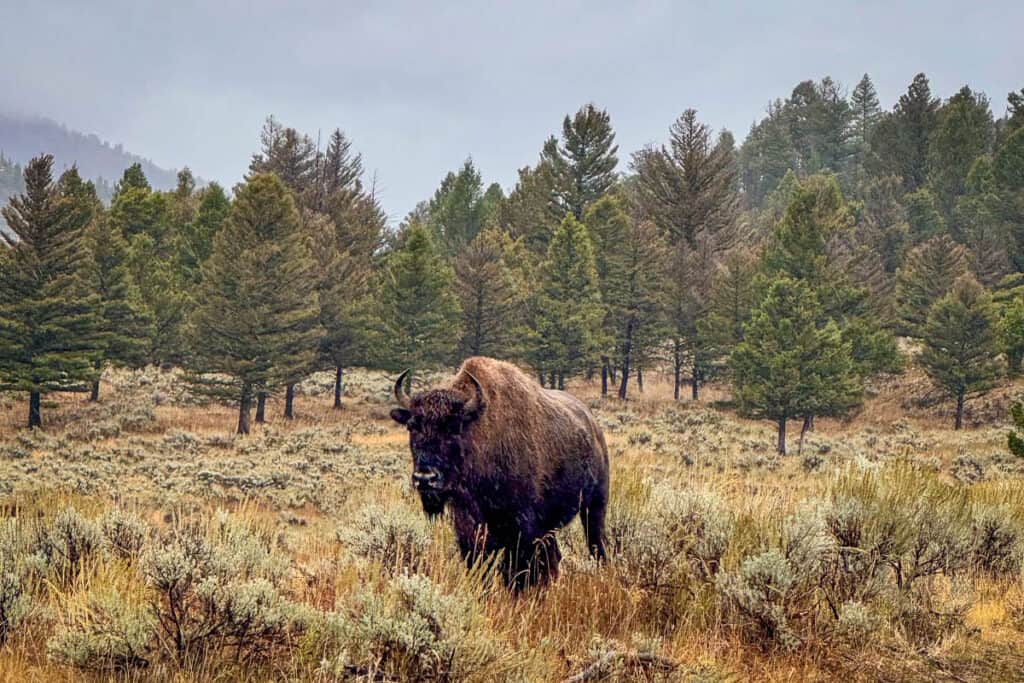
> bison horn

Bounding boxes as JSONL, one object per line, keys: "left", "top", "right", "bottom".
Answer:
{"left": 394, "top": 369, "right": 412, "bottom": 408}
{"left": 462, "top": 371, "right": 485, "bottom": 416}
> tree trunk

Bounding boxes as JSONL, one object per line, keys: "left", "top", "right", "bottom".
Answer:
{"left": 798, "top": 416, "right": 812, "bottom": 456}
{"left": 284, "top": 383, "right": 295, "bottom": 419}
{"left": 637, "top": 365, "right": 644, "bottom": 393}
{"left": 955, "top": 391, "right": 965, "bottom": 430}
{"left": 600, "top": 356, "right": 609, "bottom": 397}
{"left": 1011, "top": 352, "right": 1023, "bottom": 377}
{"left": 777, "top": 418, "right": 787, "bottom": 455}
{"left": 237, "top": 384, "right": 253, "bottom": 435}
{"left": 549, "top": 371, "right": 556, "bottom": 389}
{"left": 557, "top": 373, "right": 565, "bottom": 390}
{"left": 89, "top": 360, "right": 101, "bottom": 402}
{"left": 28, "top": 391, "right": 41, "bottom": 429}
{"left": 673, "top": 341, "right": 681, "bottom": 401}
{"left": 618, "top": 360, "right": 630, "bottom": 399}
{"left": 333, "top": 366, "right": 343, "bottom": 409}
{"left": 538, "top": 371, "right": 545, "bottom": 388}
{"left": 255, "top": 392, "right": 267, "bottom": 423}
{"left": 691, "top": 360, "right": 699, "bottom": 401}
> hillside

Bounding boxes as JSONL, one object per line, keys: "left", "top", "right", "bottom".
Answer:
{"left": 0, "top": 112, "right": 181, "bottom": 204}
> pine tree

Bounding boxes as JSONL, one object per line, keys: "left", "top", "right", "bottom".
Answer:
{"left": 919, "top": 274, "right": 1000, "bottom": 429}
{"left": 895, "top": 235, "right": 970, "bottom": 336}
{"left": 868, "top": 73, "right": 940, "bottom": 191}
{"left": 993, "top": 127, "right": 1024, "bottom": 269}
{"left": 189, "top": 173, "right": 321, "bottom": 434}
{"left": 454, "top": 228, "right": 526, "bottom": 359}
{"left": 850, "top": 75, "right": 882, "bottom": 151}
{"left": 738, "top": 100, "right": 796, "bottom": 206}
{"left": 186, "top": 182, "right": 231, "bottom": 266}
{"left": 785, "top": 77, "right": 854, "bottom": 175}
{"left": 427, "top": 158, "right": 486, "bottom": 257}
{"left": 544, "top": 104, "right": 619, "bottom": 219}
{"left": 699, "top": 250, "right": 760, "bottom": 365}
{"left": 903, "top": 188, "right": 947, "bottom": 245}
{"left": 927, "top": 86, "right": 995, "bottom": 227}
{"left": 322, "top": 128, "right": 364, "bottom": 200}
{"left": 527, "top": 215, "right": 604, "bottom": 387}
{"left": 1008, "top": 402, "right": 1024, "bottom": 457}
{"left": 633, "top": 109, "right": 739, "bottom": 245}
{"left": 730, "top": 276, "right": 860, "bottom": 454}
{"left": 858, "top": 174, "right": 909, "bottom": 274}
{"left": 956, "top": 156, "right": 1009, "bottom": 285}
{"left": 0, "top": 155, "right": 100, "bottom": 428}
{"left": 112, "top": 163, "right": 151, "bottom": 201}
{"left": 501, "top": 160, "right": 562, "bottom": 255}
{"left": 377, "top": 224, "right": 461, "bottom": 371}
{"left": 248, "top": 116, "right": 317, "bottom": 203}
{"left": 598, "top": 212, "right": 669, "bottom": 399}
{"left": 998, "top": 295, "right": 1024, "bottom": 377}
{"left": 84, "top": 215, "right": 153, "bottom": 400}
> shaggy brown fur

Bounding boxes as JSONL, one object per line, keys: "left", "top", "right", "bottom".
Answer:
{"left": 391, "top": 357, "right": 609, "bottom": 589}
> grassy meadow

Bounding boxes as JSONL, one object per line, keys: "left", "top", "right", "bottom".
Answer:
{"left": 1, "top": 367, "right": 1024, "bottom": 681}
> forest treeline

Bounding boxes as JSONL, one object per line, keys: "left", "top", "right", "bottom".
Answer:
{"left": 2, "top": 73, "right": 1023, "bottom": 451}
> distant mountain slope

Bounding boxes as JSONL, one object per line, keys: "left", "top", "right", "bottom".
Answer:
{"left": 0, "top": 112, "right": 181, "bottom": 203}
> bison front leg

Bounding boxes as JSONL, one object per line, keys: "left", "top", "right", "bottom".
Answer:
{"left": 506, "top": 533, "right": 562, "bottom": 591}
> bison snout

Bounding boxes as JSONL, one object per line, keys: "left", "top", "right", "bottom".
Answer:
{"left": 412, "top": 468, "right": 443, "bottom": 489}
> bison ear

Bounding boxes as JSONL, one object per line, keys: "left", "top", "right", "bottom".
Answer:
{"left": 390, "top": 408, "right": 412, "bottom": 425}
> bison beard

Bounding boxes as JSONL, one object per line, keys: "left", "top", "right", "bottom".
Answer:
{"left": 391, "top": 357, "right": 610, "bottom": 590}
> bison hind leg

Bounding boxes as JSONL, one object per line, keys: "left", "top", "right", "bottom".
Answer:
{"left": 580, "top": 493, "right": 608, "bottom": 561}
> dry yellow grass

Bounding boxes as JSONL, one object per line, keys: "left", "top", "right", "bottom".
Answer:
{"left": 1, "top": 367, "right": 1024, "bottom": 681}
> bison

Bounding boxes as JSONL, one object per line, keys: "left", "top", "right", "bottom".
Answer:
{"left": 390, "top": 356, "right": 609, "bottom": 589}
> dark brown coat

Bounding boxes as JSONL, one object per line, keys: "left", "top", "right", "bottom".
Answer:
{"left": 391, "top": 357, "right": 609, "bottom": 588}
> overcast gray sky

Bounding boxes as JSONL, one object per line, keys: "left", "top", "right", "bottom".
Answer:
{"left": 1, "top": 1, "right": 1022, "bottom": 220}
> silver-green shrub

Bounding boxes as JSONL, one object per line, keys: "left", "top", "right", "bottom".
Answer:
{"left": 32, "top": 508, "right": 102, "bottom": 581}
{"left": 0, "top": 519, "right": 34, "bottom": 644}
{"left": 46, "top": 584, "right": 155, "bottom": 671}
{"left": 970, "top": 504, "right": 1021, "bottom": 575}
{"left": 319, "top": 573, "right": 512, "bottom": 682}
{"left": 99, "top": 509, "right": 150, "bottom": 560}
{"left": 337, "top": 503, "right": 432, "bottom": 574}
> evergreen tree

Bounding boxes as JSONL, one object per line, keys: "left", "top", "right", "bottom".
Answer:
{"left": 377, "top": 224, "right": 461, "bottom": 371}
{"left": 956, "top": 156, "right": 1009, "bottom": 285}
{"left": 1007, "top": 89, "right": 1024, "bottom": 134}
{"left": 0, "top": 155, "right": 100, "bottom": 428}
{"left": 738, "top": 100, "right": 795, "bottom": 206}
{"left": 633, "top": 109, "right": 739, "bottom": 245}
{"left": 895, "top": 235, "right": 970, "bottom": 336}
{"left": 903, "top": 188, "right": 947, "bottom": 245}
{"left": 322, "top": 128, "right": 364, "bottom": 199}
{"left": 927, "top": 86, "right": 994, "bottom": 228}
{"left": 84, "top": 215, "right": 153, "bottom": 400}
{"left": 785, "top": 77, "right": 854, "bottom": 175}
{"left": 526, "top": 215, "right": 603, "bottom": 387}
{"left": 189, "top": 173, "right": 321, "bottom": 434}
{"left": 112, "top": 162, "right": 151, "bottom": 201}
{"left": 993, "top": 127, "right": 1024, "bottom": 269}
{"left": 850, "top": 74, "right": 883, "bottom": 152}
{"left": 868, "top": 73, "right": 941, "bottom": 191}
{"left": 1008, "top": 402, "right": 1024, "bottom": 457}
{"left": 730, "top": 276, "right": 860, "bottom": 454}
{"left": 186, "top": 182, "right": 231, "bottom": 266}
{"left": 858, "top": 174, "right": 909, "bottom": 274}
{"left": 544, "top": 104, "right": 619, "bottom": 219}
{"left": 454, "top": 228, "right": 525, "bottom": 359}
{"left": 699, "top": 250, "right": 760, "bottom": 365}
{"left": 501, "top": 159, "right": 562, "bottom": 255}
{"left": 427, "top": 158, "right": 486, "bottom": 257}
{"left": 919, "top": 274, "right": 1000, "bottom": 429}
{"left": 998, "top": 295, "right": 1024, "bottom": 377}
{"left": 248, "top": 116, "right": 318, "bottom": 202}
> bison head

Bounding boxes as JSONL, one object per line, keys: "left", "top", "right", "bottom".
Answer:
{"left": 390, "top": 370, "right": 485, "bottom": 517}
